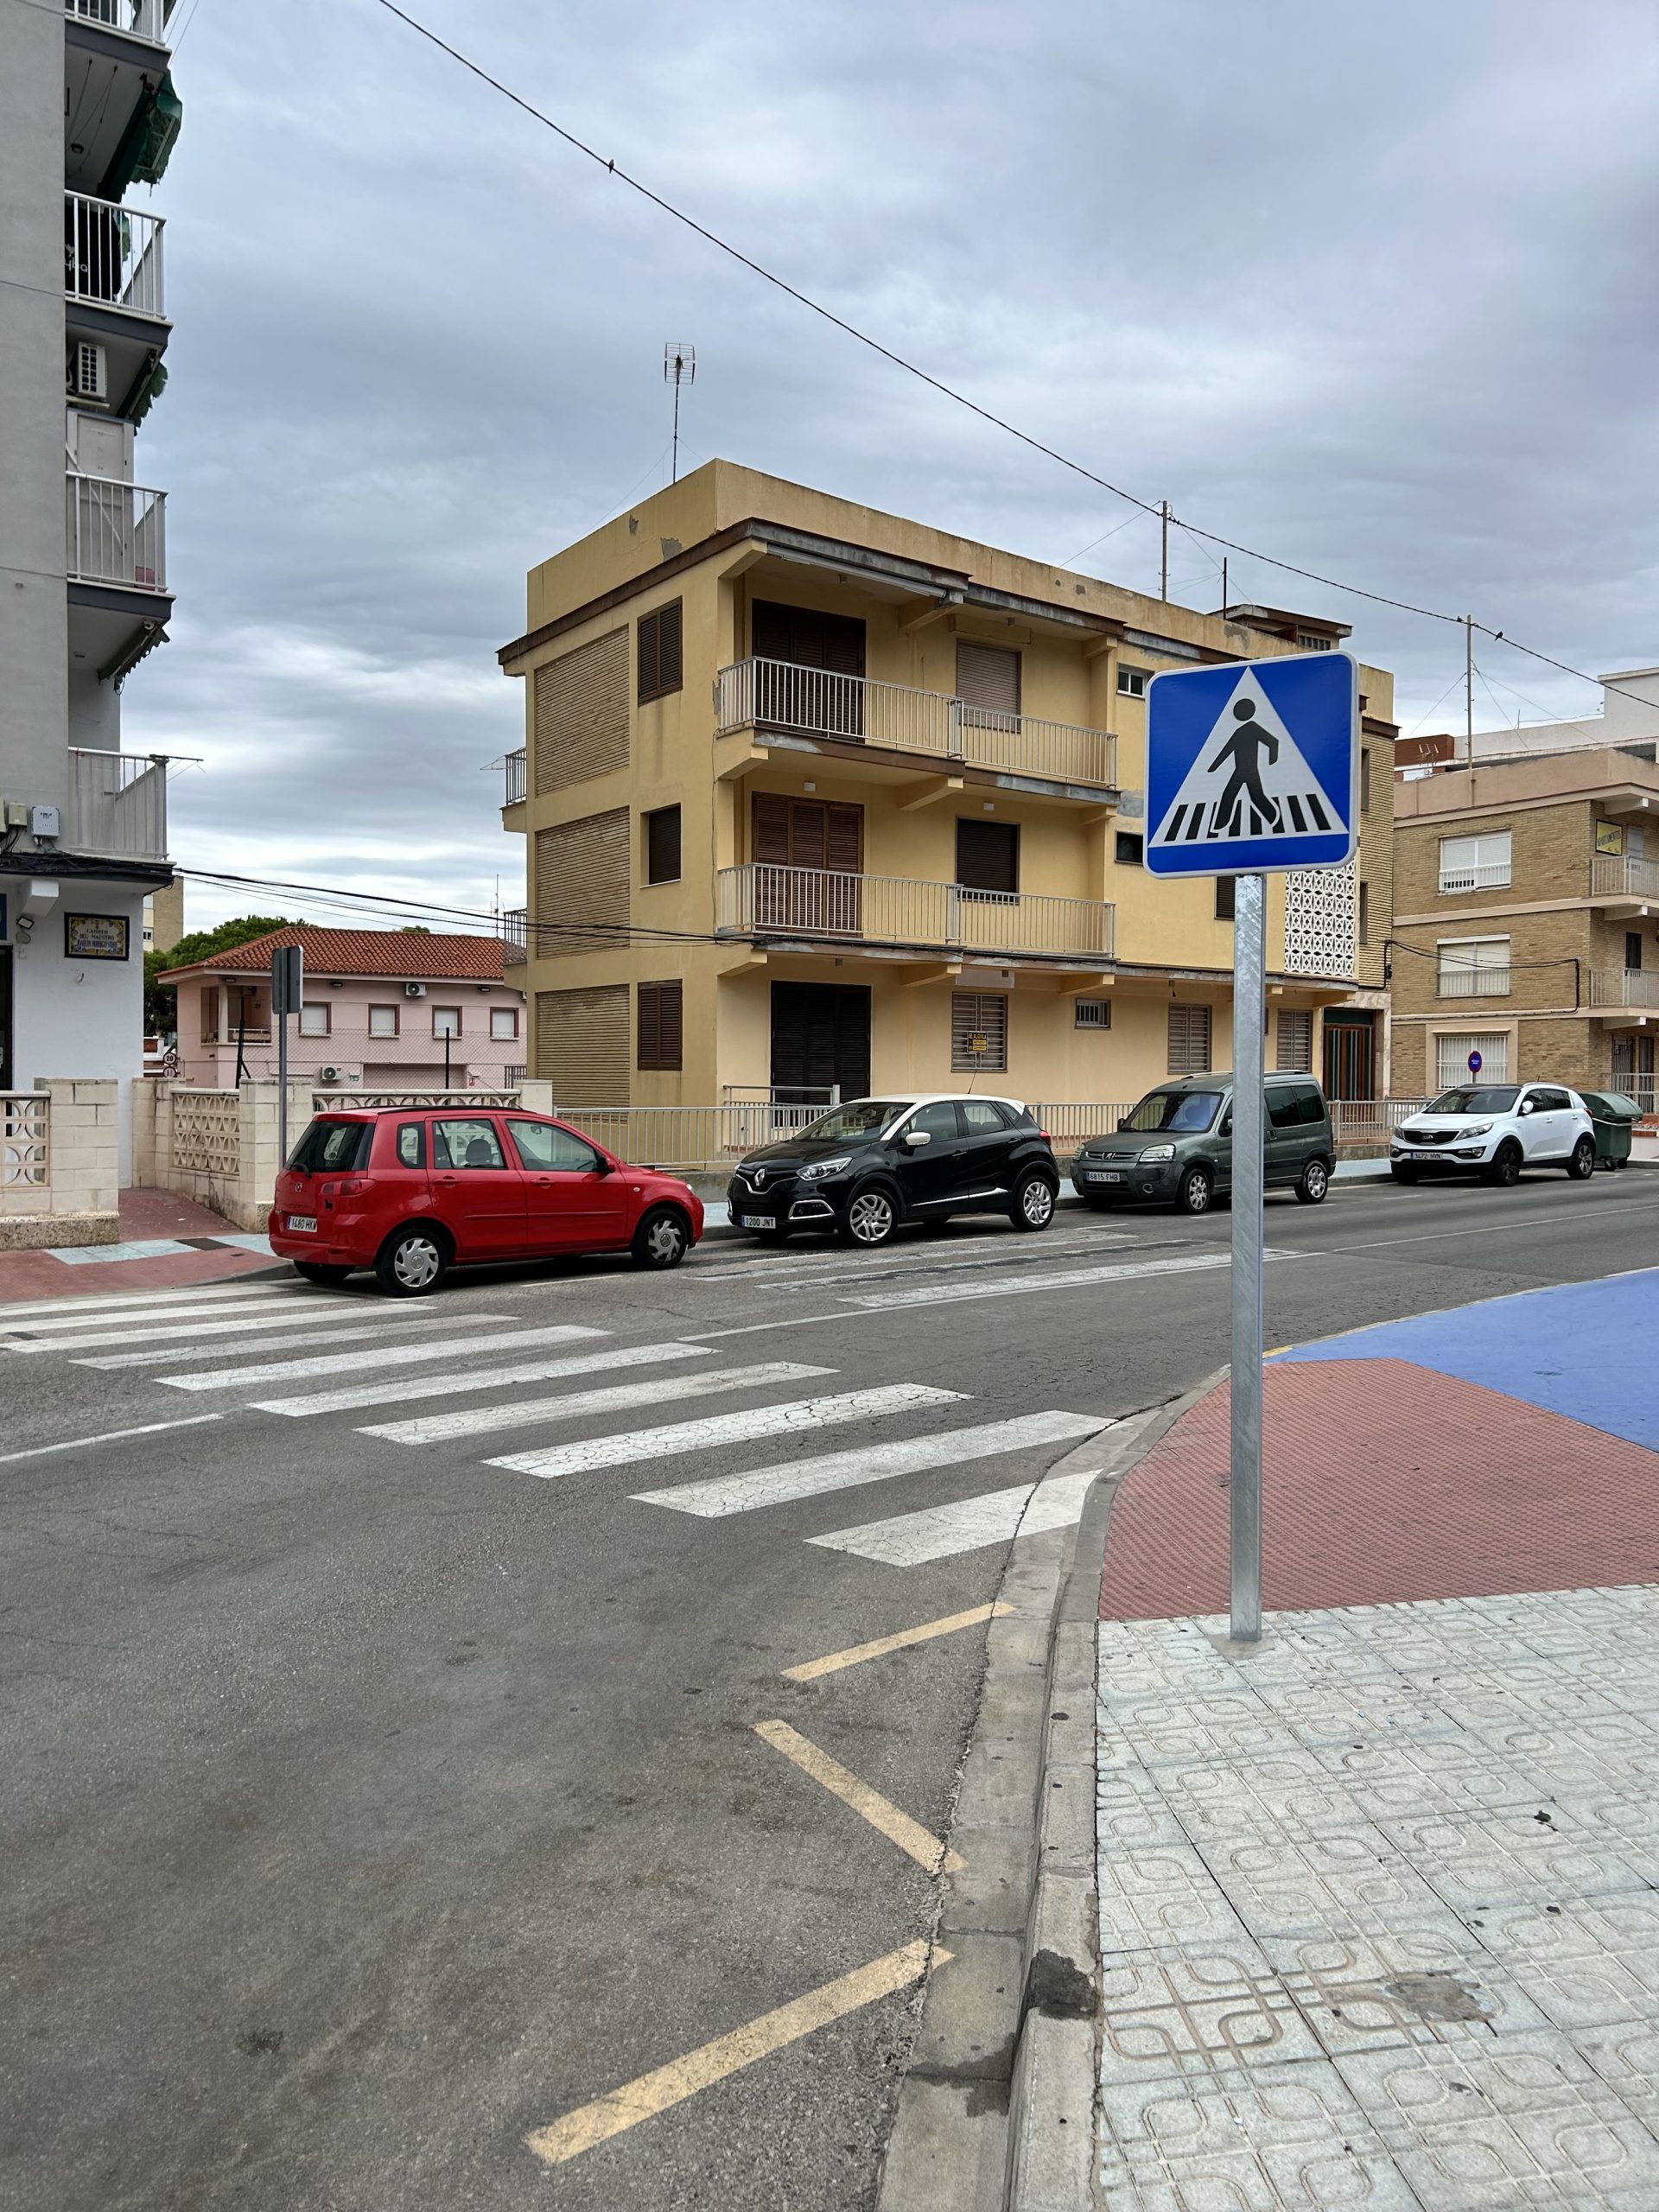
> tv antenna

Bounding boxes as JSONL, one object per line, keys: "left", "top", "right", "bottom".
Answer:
{"left": 664, "top": 342, "right": 696, "bottom": 482}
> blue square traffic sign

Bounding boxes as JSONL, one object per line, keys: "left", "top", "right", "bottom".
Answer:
{"left": 1144, "top": 651, "right": 1358, "bottom": 877}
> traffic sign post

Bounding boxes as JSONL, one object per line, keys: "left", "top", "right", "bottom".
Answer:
{"left": 1467, "top": 1051, "right": 1483, "bottom": 1077}
{"left": 270, "top": 944, "right": 303, "bottom": 1169}
{"left": 1146, "top": 652, "right": 1358, "bottom": 1642}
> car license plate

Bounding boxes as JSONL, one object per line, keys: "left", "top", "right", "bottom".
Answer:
{"left": 1086, "top": 1171, "right": 1122, "bottom": 1184}
{"left": 287, "top": 1214, "right": 318, "bottom": 1233}
{"left": 741, "top": 1214, "right": 777, "bottom": 1231}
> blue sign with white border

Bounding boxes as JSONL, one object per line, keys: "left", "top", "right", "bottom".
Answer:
{"left": 1144, "top": 650, "right": 1358, "bottom": 876}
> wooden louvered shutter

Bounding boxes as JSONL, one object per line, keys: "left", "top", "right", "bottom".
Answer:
{"left": 1275, "top": 1008, "right": 1313, "bottom": 1074}
{"left": 535, "top": 983, "right": 629, "bottom": 1104}
{"left": 535, "top": 807, "right": 630, "bottom": 954}
{"left": 533, "top": 628, "right": 629, "bottom": 794}
{"left": 753, "top": 793, "right": 793, "bottom": 865}
{"left": 1167, "top": 1004, "right": 1212, "bottom": 1075}
{"left": 637, "top": 981, "right": 683, "bottom": 1071}
{"left": 956, "top": 818, "right": 1020, "bottom": 895}
{"left": 825, "top": 805, "right": 863, "bottom": 874}
{"left": 956, "top": 641, "right": 1020, "bottom": 724}
{"left": 638, "top": 601, "right": 683, "bottom": 703}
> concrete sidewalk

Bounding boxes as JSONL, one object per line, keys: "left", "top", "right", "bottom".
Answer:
{"left": 0, "top": 1188, "right": 278, "bottom": 1304}
{"left": 1044, "top": 1270, "right": 1659, "bottom": 2209}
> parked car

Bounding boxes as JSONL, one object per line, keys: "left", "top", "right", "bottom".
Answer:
{"left": 268, "top": 1108, "right": 704, "bottom": 1294}
{"left": 727, "top": 1093, "right": 1060, "bottom": 1248}
{"left": 1071, "top": 1073, "right": 1333, "bottom": 1215}
{"left": 1390, "top": 1083, "right": 1596, "bottom": 1186}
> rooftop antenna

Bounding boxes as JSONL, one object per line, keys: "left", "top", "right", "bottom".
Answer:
{"left": 664, "top": 342, "right": 696, "bottom": 483}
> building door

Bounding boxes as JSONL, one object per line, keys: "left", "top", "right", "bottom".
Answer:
{"left": 0, "top": 947, "right": 11, "bottom": 1088}
{"left": 1611, "top": 1032, "right": 1656, "bottom": 1114}
{"left": 753, "top": 794, "right": 863, "bottom": 931}
{"left": 1321, "top": 1010, "right": 1376, "bottom": 1100}
{"left": 769, "top": 982, "right": 871, "bottom": 1106}
{"left": 751, "top": 601, "right": 866, "bottom": 738}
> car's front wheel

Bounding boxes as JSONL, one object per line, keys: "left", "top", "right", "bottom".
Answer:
{"left": 837, "top": 1186, "right": 898, "bottom": 1248}
{"left": 1567, "top": 1136, "right": 1596, "bottom": 1180}
{"left": 1391, "top": 1163, "right": 1420, "bottom": 1184}
{"left": 1483, "top": 1141, "right": 1523, "bottom": 1188}
{"left": 293, "top": 1261, "right": 353, "bottom": 1287}
{"left": 1294, "top": 1157, "right": 1331, "bottom": 1205}
{"left": 375, "top": 1225, "right": 449, "bottom": 1296}
{"left": 632, "top": 1205, "right": 691, "bottom": 1268}
{"left": 1178, "top": 1165, "right": 1213, "bottom": 1215}
{"left": 1011, "top": 1173, "right": 1057, "bottom": 1231}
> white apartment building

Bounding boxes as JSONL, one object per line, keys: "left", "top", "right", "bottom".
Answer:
{"left": 1, "top": 0, "right": 180, "bottom": 1173}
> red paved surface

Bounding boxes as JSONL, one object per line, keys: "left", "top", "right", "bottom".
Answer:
{"left": 0, "top": 1189, "right": 280, "bottom": 1306}
{"left": 1100, "top": 1358, "right": 1659, "bottom": 1619}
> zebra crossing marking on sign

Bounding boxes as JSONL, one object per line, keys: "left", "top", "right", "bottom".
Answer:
{"left": 1144, "top": 651, "right": 1358, "bottom": 877}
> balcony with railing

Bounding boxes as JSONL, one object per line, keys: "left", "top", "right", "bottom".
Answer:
{"left": 499, "top": 906, "right": 527, "bottom": 965}
{"left": 717, "top": 863, "right": 1115, "bottom": 963}
{"left": 1589, "top": 968, "right": 1659, "bottom": 1011}
{"left": 66, "top": 474, "right": 167, "bottom": 593}
{"left": 66, "top": 0, "right": 170, "bottom": 42}
{"left": 1436, "top": 962, "right": 1511, "bottom": 999}
{"left": 503, "top": 747, "right": 527, "bottom": 807}
{"left": 715, "top": 658, "right": 1116, "bottom": 791}
{"left": 64, "top": 748, "right": 168, "bottom": 862}
{"left": 65, "top": 193, "right": 165, "bottom": 320}
{"left": 1590, "top": 852, "right": 1659, "bottom": 903}
{"left": 1437, "top": 859, "right": 1512, "bottom": 893}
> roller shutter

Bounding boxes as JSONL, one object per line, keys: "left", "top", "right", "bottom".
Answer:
{"left": 535, "top": 984, "right": 630, "bottom": 1105}
{"left": 532, "top": 627, "right": 630, "bottom": 795}
{"left": 1274, "top": 1008, "right": 1313, "bottom": 1073}
{"left": 535, "top": 807, "right": 630, "bottom": 954}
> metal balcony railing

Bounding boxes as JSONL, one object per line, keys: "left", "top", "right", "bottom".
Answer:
{"left": 500, "top": 906, "right": 527, "bottom": 964}
{"left": 66, "top": 0, "right": 169, "bottom": 41}
{"left": 1591, "top": 853, "right": 1659, "bottom": 901}
{"left": 504, "top": 747, "right": 527, "bottom": 806}
{"left": 64, "top": 749, "right": 168, "bottom": 862}
{"left": 1589, "top": 968, "right": 1659, "bottom": 1010}
{"left": 64, "top": 193, "right": 165, "bottom": 319}
{"left": 66, "top": 474, "right": 167, "bottom": 591}
{"left": 715, "top": 658, "right": 1116, "bottom": 790}
{"left": 1437, "top": 963, "right": 1511, "bottom": 999}
{"left": 717, "top": 863, "right": 1116, "bottom": 961}
{"left": 1437, "top": 860, "right": 1511, "bottom": 893}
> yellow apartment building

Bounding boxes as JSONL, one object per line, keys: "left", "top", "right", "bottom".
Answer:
{"left": 1391, "top": 745, "right": 1659, "bottom": 1106}
{"left": 498, "top": 463, "right": 1396, "bottom": 1113}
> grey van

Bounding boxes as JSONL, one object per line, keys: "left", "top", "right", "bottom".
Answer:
{"left": 1071, "top": 1072, "right": 1333, "bottom": 1215}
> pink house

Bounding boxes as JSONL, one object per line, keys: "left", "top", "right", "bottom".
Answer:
{"left": 161, "top": 925, "right": 528, "bottom": 1090}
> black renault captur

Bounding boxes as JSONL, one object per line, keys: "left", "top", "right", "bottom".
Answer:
{"left": 727, "top": 1093, "right": 1061, "bottom": 1249}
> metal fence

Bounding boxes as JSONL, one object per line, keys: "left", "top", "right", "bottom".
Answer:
{"left": 64, "top": 192, "right": 164, "bottom": 317}
{"left": 1591, "top": 854, "right": 1659, "bottom": 901}
{"left": 63, "top": 748, "right": 168, "bottom": 862}
{"left": 715, "top": 658, "right": 1116, "bottom": 790}
{"left": 499, "top": 906, "right": 527, "bottom": 965}
{"left": 1589, "top": 969, "right": 1659, "bottom": 1010}
{"left": 555, "top": 1102, "right": 834, "bottom": 1172}
{"left": 66, "top": 474, "right": 167, "bottom": 591}
{"left": 1437, "top": 964, "right": 1510, "bottom": 999}
{"left": 717, "top": 864, "right": 1115, "bottom": 961}
{"left": 1600, "top": 1071, "right": 1657, "bottom": 1114}
{"left": 66, "top": 0, "right": 168, "bottom": 39}
{"left": 1329, "top": 1098, "right": 1429, "bottom": 1147}
{"left": 1028, "top": 1102, "right": 1132, "bottom": 1147}
{"left": 503, "top": 748, "right": 527, "bottom": 806}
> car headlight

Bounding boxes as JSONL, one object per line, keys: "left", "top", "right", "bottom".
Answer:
{"left": 1460, "top": 1122, "right": 1493, "bottom": 1138}
{"left": 1141, "top": 1143, "right": 1176, "bottom": 1162}
{"left": 799, "top": 1154, "right": 852, "bottom": 1181}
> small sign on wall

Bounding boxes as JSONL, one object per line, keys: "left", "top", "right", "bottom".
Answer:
{"left": 65, "top": 912, "right": 130, "bottom": 961}
{"left": 1596, "top": 819, "right": 1625, "bottom": 856}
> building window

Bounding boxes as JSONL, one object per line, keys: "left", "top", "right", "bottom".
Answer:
{"left": 1360, "top": 748, "right": 1371, "bottom": 814}
{"left": 1438, "top": 830, "right": 1511, "bottom": 893}
{"left": 637, "top": 600, "right": 683, "bottom": 703}
{"left": 955, "top": 640, "right": 1020, "bottom": 724}
{"left": 643, "top": 804, "right": 682, "bottom": 885}
{"left": 1437, "top": 1032, "right": 1510, "bottom": 1089}
{"left": 1627, "top": 931, "right": 1643, "bottom": 972}
{"left": 951, "top": 991, "right": 1008, "bottom": 1071}
{"left": 956, "top": 818, "right": 1020, "bottom": 898}
{"left": 1296, "top": 629, "right": 1332, "bottom": 652}
{"left": 1437, "top": 938, "right": 1510, "bottom": 997}
{"left": 1116, "top": 664, "right": 1149, "bottom": 698}
{"left": 1215, "top": 876, "right": 1236, "bottom": 921}
{"left": 1115, "top": 830, "right": 1144, "bottom": 867}
{"left": 491, "top": 1007, "right": 520, "bottom": 1040}
{"left": 637, "top": 981, "right": 683, "bottom": 1071}
{"left": 368, "top": 1004, "right": 398, "bottom": 1039}
{"left": 432, "top": 1006, "right": 462, "bottom": 1038}
{"left": 1357, "top": 880, "right": 1370, "bottom": 947}
{"left": 1275, "top": 1008, "right": 1313, "bottom": 1073}
{"left": 298, "top": 1003, "right": 330, "bottom": 1037}
{"left": 1074, "top": 998, "right": 1112, "bottom": 1030}
{"left": 1167, "top": 1003, "right": 1211, "bottom": 1074}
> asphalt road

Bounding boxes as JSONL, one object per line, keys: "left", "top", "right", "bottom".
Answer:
{"left": 4, "top": 1169, "right": 1656, "bottom": 2209}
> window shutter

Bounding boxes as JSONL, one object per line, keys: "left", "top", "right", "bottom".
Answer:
{"left": 951, "top": 991, "right": 1009, "bottom": 1071}
{"left": 825, "top": 804, "right": 863, "bottom": 874}
{"left": 955, "top": 641, "right": 1020, "bottom": 716}
{"left": 535, "top": 807, "right": 630, "bottom": 954}
{"left": 645, "top": 805, "right": 682, "bottom": 885}
{"left": 532, "top": 628, "right": 629, "bottom": 795}
{"left": 750, "top": 601, "right": 865, "bottom": 677}
{"left": 753, "top": 793, "right": 793, "bottom": 867}
{"left": 956, "top": 819, "right": 1020, "bottom": 893}
{"left": 638, "top": 601, "right": 683, "bottom": 703}
{"left": 637, "top": 981, "right": 683, "bottom": 1071}
{"left": 1275, "top": 1008, "right": 1313, "bottom": 1073}
{"left": 1167, "top": 1004, "right": 1212, "bottom": 1074}
{"left": 535, "top": 983, "right": 630, "bottom": 1105}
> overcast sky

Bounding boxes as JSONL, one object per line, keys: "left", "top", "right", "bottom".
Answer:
{"left": 129, "top": 0, "right": 1659, "bottom": 933}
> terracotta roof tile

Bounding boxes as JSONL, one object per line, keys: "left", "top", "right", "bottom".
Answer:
{"left": 158, "top": 925, "right": 507, "bottom": 985}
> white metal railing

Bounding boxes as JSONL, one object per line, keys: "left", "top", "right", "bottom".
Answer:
{"left": 1029, "top": 1103, "right": 1131, "bottom": 1147}
{"left": 717, "top": 864, "right": 1116, "bottom": 961}
{"left": 721, "top": 1084, "right": 839, "bottom": 1108}
{"left": 64, "top": 748, "right": 168, "bottom": 861}
{"left": 64, "top": 192, "right": 164, "bottom": 318}
{"left": 1438, "top": 861, "right": 1511, "bottom": 893}
{"left": 556, "top": 1102, "right": 841, "bottom": 1171}
{"left": 504, "top": 748, "right": 527, "bottom": 806}
{"left": 1437, "top": 963, "right": 1511, "bottom": 999}
{"left": 1331, "top": 1098, "right": 1430, "bottom": 1145}
{"left": 66, "top": 474, "right": 167, "bottom": 591}
{"left": 1601, "top": 1071, "right": 1656, "bottom": 1113}
{"left": 715, "top": 658, "right": 1116, "bottom": 790}
{"left": 1589, "top": 968, "right": 1659, "bottom": 1010}
{"left": 1591, "top": 853, "right": 1659, "bottom": 900}
{"left": 66, "top": 0, "right": 168, "bottom": 41}
{"left": 500, "top": 906, "right": 527, "bottom": 963}
{"left": 1, "top": 1095, "right": 50, "bottom": 1188}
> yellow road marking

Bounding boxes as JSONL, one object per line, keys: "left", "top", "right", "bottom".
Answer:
{"left": 753, "top": 1719, "right": 963, "bottom": 1873}
{"left": 524, "top": 1940, "right": 944, "bottom": 2165}
{"left": 783, "top": 1600, "right": 1014, "bottom": 1681}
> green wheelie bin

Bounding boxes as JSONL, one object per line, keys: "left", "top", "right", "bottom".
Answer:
{"left": 1579, "top": 1091, "right": 1642, "bottom": 1170}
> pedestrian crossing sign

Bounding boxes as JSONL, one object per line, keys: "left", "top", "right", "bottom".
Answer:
{"left": 1144, "top": 651, "right": 1358, "bottom": 876}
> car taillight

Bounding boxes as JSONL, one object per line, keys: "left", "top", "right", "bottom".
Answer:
{"left": 320, "top": 1177, "right": 369, "bottom": 1204}
{"left": 1039, "top": 1129, "right": 1052, "bottom": 1144}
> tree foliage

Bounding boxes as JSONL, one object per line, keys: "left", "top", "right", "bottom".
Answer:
{"left": 145, "top": 915, "right": 291, "bottom": 1036}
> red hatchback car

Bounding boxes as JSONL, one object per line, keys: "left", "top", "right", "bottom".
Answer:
{"left": 268, "top": 1107, "right": 704, "bottom": 1294}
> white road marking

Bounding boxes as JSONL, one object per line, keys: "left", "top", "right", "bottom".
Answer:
{"left": 0, "top": 1414, "right": 226, "bottom": 1465}
{"left": 486, "top": 1383, "right": 966, "bottom": 1481}
{"left": 79, "top": 1313, "right": 522, "bottom": 1370}
{"left": 13, "top": 1302, "right": 455, "bottom": 1353}
{"left": 358, "top": 1362, "right": 837, "bottom": 1445}
{"left": 843, "top": 1249, "right": 1283, "bottom": 1311}
{"left": 0, "top": 1280, "right": 309, "bottom": 1323}
{"left": 253, "top": 1342, "right": 712, "bottom": 1418}
{"left": 633, "top": 1409, "right": 1109, "bottom": 1518}
{"left": 148, "top": 1324, "right": 606, "bottom": 1391}
{"left": 710, "top": 1230, "right": 1130, "bottom": 1289}
{"left": 1294, "top": 1201, "right": 1659, "bottom": 1258}
{"left": 810, "top": 1468, "right": 1098, "bottom": 1566}
{"left": 0, "top": 1288, "right": 309, "bottom": 1333}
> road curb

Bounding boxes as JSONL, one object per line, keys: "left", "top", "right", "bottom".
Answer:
{"left": 875, "top": 1372, "right": 1222, "bottom": 2212}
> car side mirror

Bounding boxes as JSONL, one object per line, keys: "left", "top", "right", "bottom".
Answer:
{"left": 904, "top": 1129, "right": 931, "bottom": 1147}
{"left": 1518, "top": 1101, "right": 1535, "bottom": 1116}
{"left": 593, "top": 1154, "right": 616, "bottom": 1174}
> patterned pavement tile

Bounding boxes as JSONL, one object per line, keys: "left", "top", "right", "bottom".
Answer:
{"left": 1097, "top": 1940, "right": 1325, "bottom": 2084}
{"left": 1257, "top": 1928, "right": 1553, "bottom": 2059}
{"left": 1372, "top": 1808, "right": 1652, "bottom": 1915}
{"left": 1098, "top": 1836, "right": 1259, "bottom": 1953}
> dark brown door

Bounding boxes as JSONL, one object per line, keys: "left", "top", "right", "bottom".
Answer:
{"left": 770, "top": 982, "right": 871, "bottom": 1105}
{"left": 1320, "top": 1012, "right": 1376, "bottom": 1101}
{"left": 753, "top": 795, "right": 863, "bottom": 931}
{"left": 752, "top": 601, "right": 866, "bottom": 738}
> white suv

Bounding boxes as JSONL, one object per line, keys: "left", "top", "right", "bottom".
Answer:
{"left": 1392, "top": 1082, "right": 1596, "bottom": 1187}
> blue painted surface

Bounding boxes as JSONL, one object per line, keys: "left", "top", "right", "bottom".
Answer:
{"left": 1277, "top": 1268, "right": 1659, "bottom": 1451}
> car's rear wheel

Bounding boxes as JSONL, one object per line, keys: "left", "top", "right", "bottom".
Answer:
{"left": 632, "top": 1205, "right": 691, "bottom": 1269}
{"left": 1294, "top": 1157, "right": 1331, "bottom": 1205}
{"left": 375, "top": 1225, "right": 449, "bottom": 1296}
{"left": 1484, "top": 1141, "right": 1523, "bottom": 1188}
{"left": 1011, "top": 1173, "right": 1057, "bottom": 1231}
{"left": 1567, "top": 1136, "right": 1596, "bottom": 1180}
{"left": 1178, "top": 1165, "right": 1213, "bottom": 1216}
{"left": 838, "top": 1187, "right": 897, "bottom": 1248}
{"left": 293, "top": 1261, "right": 353, "bottom": 1287}
{"left": 1391, "top": 1163, "right": 1420, "bottom": 1185}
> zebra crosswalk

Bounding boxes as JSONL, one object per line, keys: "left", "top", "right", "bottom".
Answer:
{"left": 3, "top": 1278, "right": 1113, "bottom": 1573}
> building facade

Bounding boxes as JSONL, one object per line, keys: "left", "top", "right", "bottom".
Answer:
{"left": 499, "top": 464, "right": 1396, "bottom": 1111}
{"left": 1, "top": 0, "right": 181, "bottom": 1166}
{"left": 160, "top": 926, "right": 529, "bottom": 1091}
{"left": 1389, "top": 747, "right": 1659, "bottom": 1107}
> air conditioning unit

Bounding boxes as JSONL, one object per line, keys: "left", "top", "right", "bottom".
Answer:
{"left": 317, "top": 1066, "right": 343, "bottom": 1085}
{"left": 404, "top": 980, "right": 427, "bottom": 999}
{"left": 67, "top": 341, "right": 108, "bottom": 403}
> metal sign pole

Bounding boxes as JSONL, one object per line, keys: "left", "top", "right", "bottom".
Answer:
{"left": 272, "top": 944, "right": 302, "bottom": 1172}
{"left": 1230, "top": 872, "right": 1266, "bottom": 1642}
{"left": 277, "top": 981, "right": 289, "bottom": 1169}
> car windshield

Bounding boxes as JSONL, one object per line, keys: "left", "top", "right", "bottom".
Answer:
{"left": 1427, "top": 1086, "right": 1520, "bottom": 1116}
{"left": 1122, "top": 1090, "right": 1223, "bottom": 1134}
{"left": 795, "top": 1099, "right": 912, "bottom": 1141}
